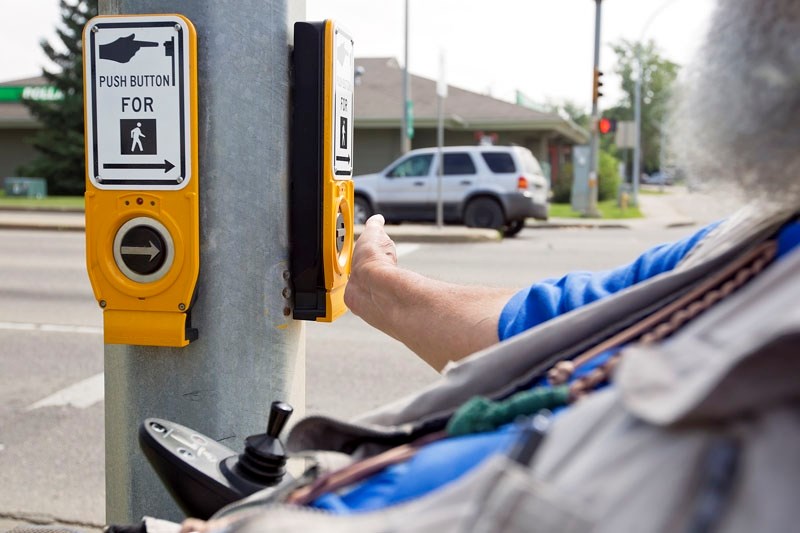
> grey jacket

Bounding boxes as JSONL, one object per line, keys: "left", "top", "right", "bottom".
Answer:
{"left": 220, "top": 204, "right": 799, "bottom": 532}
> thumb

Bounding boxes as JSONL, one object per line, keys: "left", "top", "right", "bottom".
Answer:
{"left": 365, "top": 214, "right": 385, "bottom": 228}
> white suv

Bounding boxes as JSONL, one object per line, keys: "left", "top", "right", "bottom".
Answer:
{"left": 353, "top": 145, "right": 549, "bottom": 237}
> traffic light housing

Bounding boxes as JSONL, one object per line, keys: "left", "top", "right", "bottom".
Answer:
{"left": 592, "top": 68, "right": 604, "bottom": 102}
{"left": 598, "top": 117, "right": 617, "bottom": 135}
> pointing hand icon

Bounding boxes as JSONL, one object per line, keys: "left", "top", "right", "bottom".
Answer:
{"left": 99, "top": 34, "right": 159, "bottom": 63}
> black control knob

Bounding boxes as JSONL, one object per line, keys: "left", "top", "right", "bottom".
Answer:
{"left": 267, "top": 401, "right": 293, "bottom": 438}
{"left": 237, "top": 401, "right": 294, "bottom": 485}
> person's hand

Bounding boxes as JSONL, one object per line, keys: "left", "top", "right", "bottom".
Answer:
{"left": 351, "top": 214, "right": 397, "bottom": 272}
{"left": 345, "top": 214, "right": 398, "bottom": 316}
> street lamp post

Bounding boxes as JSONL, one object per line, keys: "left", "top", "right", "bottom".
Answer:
{"left": 586, "top": 0, "right": 602, "bottom": 217}
{"left": 633, "top": 54, "right": 642, "bottom": 206}
{"left": 401, "top": 0, "right": 411, "bottom": 154}
{"left": 436, "top": 52, "right": 446, "bottom": 228}
{"left": 633, "top": 0, "right": 676, "bottom": 207}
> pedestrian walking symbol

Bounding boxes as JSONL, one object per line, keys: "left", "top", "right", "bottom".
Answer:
{"left": 120, "top": 119, "right": 157, "bottom": 155}
{"left": 339, "top": 117, "right": 348, "bottom": 149}
{"left": 131, "top": 122, "right": 145, "bottom": 152}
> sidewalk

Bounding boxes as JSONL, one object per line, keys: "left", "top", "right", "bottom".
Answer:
{"left": 0, "top": 517, "right": 103, "bottom": 533}
{"left": 0, "top": 187, "right": 731, "bottom": 241}
{"left": 0, "top": 209, "right": 85, "bottom": 231}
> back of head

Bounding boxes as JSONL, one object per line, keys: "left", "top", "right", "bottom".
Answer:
{"left": 671, "top": 0, "right": 800, "bottom": 208}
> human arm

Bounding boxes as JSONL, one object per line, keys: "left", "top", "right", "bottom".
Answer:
{"left": 345, "top": 215, "right": 721, "bottom": 370}
{"left": 344, "top": 215, "right": 518, "bottom": 371}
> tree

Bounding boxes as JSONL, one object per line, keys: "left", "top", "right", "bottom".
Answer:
{"left": 542, "top": 99, "right": 622, "bottom": 203}
{"left": 603, "top": 39, "right": 679, "bottom": 175}
{"left": 543, "top": 99, "right": 591, "bottom": 130}
{"left": 18, "top": 0, "right": 98, "bottom": 195}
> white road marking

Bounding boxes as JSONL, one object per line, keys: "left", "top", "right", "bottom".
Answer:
{"left": 0, "top": 321, "right": 102, "bottom": 334}
{"left": 395, "top": 243, "right": 421, "bottom": 257}
{"left": 27, "top": 372, "right": 105, "bottom": 411}
{"left": 6, "top": 245, "right": 417, "bottom": 414}
{"left": 0, "top": 321, "right": 104, "bottom": 410}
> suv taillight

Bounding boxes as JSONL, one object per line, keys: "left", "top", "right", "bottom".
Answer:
{"left": 517, "top": 176, "right": 529, "bottom": 190}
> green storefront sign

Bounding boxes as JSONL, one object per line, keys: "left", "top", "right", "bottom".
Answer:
{"left": 0, "top": 86, "right": 64, "bottom": 103}
{"left": 405, "top": 100, "right": 414, "bottom": 139}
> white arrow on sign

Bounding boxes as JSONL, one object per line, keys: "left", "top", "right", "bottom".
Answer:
{"left": 121, "top": 240, "right": 161, "bottom": 261}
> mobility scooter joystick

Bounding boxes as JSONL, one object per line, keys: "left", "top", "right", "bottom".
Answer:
{"left": 139, "top": 401, "right": 294, "bottom": 519}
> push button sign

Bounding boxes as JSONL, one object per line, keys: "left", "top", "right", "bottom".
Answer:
{"left": 113, "top": 217, "right": 175, "bottom": 283}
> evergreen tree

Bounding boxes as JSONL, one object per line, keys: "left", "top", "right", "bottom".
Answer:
{"left": 18, "top": 0, "right": 97, "bottom": 195}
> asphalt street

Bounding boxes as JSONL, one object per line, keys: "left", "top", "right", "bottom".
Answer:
{"left": 0, "top": 186, "right": 740, "bottom": 531}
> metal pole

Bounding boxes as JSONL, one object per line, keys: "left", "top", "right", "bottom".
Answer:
{"left": 586, "top": 0, "right": 602, "bottom": 217}
{"left": 401, "top": 0, "right": 411, "bottom": 154}
{"left": 658, "top": 121, "right": 666, "bottom": 192}
{"left": 633, "top": 57, "right": 642, "bottom": 206}
{"left": 436, "top": 94, "right": 444, "bottom": 227}
{"left": 101, "top": 0, "right": 306, "bottom": 523}
{"left": 633, "top": 0, "right": 675, "bottom": 208}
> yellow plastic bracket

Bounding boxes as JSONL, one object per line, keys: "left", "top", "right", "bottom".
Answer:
{"left": 104, "top": 310, "right": 193, "bottom": 347}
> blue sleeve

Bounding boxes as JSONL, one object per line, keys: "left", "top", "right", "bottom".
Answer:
{"left": 498, "top": 221, "right": 721, "bottom": 341}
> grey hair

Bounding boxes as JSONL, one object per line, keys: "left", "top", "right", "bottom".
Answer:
{"left": 668, "top": 0, "right": 800, "bottom": 205}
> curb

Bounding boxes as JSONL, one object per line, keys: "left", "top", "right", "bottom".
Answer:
{"left": 527, "top": 222, "right": 632, "bottom": 230}
{"left": 0, "top": 210, "right": 696, "bottom": 240}
{"left": 665, "top": 220, "right": 698, "bottom": 229}
{"left": 0, "top": 222, "right": 85, "bottom": 232}
{"left": 0, "top": 205, "right": 84, "bottom": 213}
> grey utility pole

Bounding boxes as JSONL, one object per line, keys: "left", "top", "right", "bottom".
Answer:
{"left": 586, "top": 0, "right": 602, "bottom": 217}
{"left": 435, "top": 52, "right": 446, "bottom": 228}
{"left": 633, "top": 53, "right": 642, "bottom": 207}
{"left": 101, "top": 0, "right": 306, "bottom": 523}
{"left": 633, "top": 0, "right": 675, "bottom": 207}
{"left": 401, "top": 0, "right": 412, "bottom": 154}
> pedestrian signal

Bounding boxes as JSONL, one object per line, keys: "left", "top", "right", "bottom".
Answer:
{"left": 83, "top": 14, "right": 200, "bottom": 347}
{"left": 290, "top": 20, "right": 355, "bottom": 322}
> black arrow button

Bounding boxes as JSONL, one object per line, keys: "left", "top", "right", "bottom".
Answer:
{"left": 119, "top": 225, "right": 167, "bottom": 275}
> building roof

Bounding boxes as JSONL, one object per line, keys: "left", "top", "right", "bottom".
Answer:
{"left": 0, "top": 76, "right": 46, "bottom": 87}
{"left": 355, "top": 57, "right": 588, "bottom": 144}
{"left": 0, "top": 76, "right": 46, "bottom": 129}
{"left": 1, "top": 66, "right": 589, "bottom": 143}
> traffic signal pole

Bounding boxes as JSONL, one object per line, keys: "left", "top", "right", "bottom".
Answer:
{"left": 586, "top": 0, "right": 602, "bottom": 217}
{"left": 100, "top": 0, "right": 306, "bottom": 523}
{"left": 401, "top": 0, "right": 412, "bottom": 154}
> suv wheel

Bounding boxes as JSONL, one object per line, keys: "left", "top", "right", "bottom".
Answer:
{"left": 502, "top": 219, "right": 525, "bottom": 237}
{"left": 464, "top": 197, "right": 504, "bottom": 229}
{"left": 354, "top": 196, "right": 374, "bottom": 225}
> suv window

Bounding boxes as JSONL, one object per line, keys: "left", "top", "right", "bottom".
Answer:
{"left": 481, "top": 152, "right": 516, "bottom": 173}
{"left": 519, "top": 150, "right": 543, "bottom": 175}
{"left": 443, "top": 153, "right": 477, "bottom": 175}
{"left": 387, "top": 154, "right": 433, "bottom": 177}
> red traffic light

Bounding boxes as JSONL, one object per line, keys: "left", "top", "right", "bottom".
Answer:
{"left": 598, "top": 117, "right": 616, "bottom": 134}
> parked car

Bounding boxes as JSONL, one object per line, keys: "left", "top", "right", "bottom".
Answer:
{"left": 353, "top": 146, "right": 549, "bottom": 237}
{"left": 641, "top": 170, "right": 674, "bottom": 186}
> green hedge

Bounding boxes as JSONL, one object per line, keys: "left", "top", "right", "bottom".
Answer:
{"left": 553, "top": 150, "right": 620, "bottom": 203}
